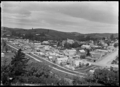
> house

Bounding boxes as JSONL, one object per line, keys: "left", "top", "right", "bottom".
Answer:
{"left": 39, "top": 52, "right": 44, "bottom": 55}
{"left": 90, "top": 52, "right": 102, "bottom": 59}
{"left": 34, "top": 43, "right": 41, "bottom": 46}
{"left": 73, "top": 59, "right": 90, "bottom": 67}
{"left": 24, "top": 45, "right": 31, "bottom": 49}
{"left": 66, "top": 49, "right": 77, "bottom": 56}
{"left": 107, "top": 46, "right": 114, "bottom": 51}
{"left": 73, "top": 60, "right": 81, "bottom": 67}
{"left": 89, "top": 70, "right": 95, "bottom": 74}
{"left": 79, "top": 49, "right": 85, "bottom": 53}
{"left": 61, "top": 40, "right": 65, "bottom": 47}
{"left": 66, "top": 38, "right": 74, "bottom": 44}
{"left": 67, "top": 58, "right": 74, "bottom": 65}
{"left": 96, "top": 49, "right": 108, "bottom": 53}
{"left": 65, "top": 65, "right": 75, "bottom": 70}
{"left": 81, "top": 45, "right": 91, "bottom": 49}
{"left": 42, "top": 41, "right": 49, "bottom": 45}
{"left": 44, "top": 45, "right": 51, "bottom": 51}
{"left": 91, "top": 45, "right": 102, "bottom": 49}
{"left": 56, "top": 57, "right": 68, "bottom": 64}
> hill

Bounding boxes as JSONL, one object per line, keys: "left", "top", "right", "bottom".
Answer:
{"left": 2, "top": 27, "right": 118, "bottom": 41}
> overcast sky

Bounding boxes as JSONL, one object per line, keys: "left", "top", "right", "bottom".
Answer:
{"left": 1, "top": 1, "right": 118, "bottom": 33}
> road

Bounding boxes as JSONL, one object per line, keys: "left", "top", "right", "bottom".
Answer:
{"left": 92, "top": 48, "right": 118, "bottom": 68}
{"left": 7, "top": 43, "right": 86, "bottom": 78}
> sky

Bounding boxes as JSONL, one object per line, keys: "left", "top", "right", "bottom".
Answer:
{"left": 1, "top": 1, "right": 118, "bottom": 33}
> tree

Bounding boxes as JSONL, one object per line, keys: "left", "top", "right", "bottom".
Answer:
{"left": 10, "top": 49, "right": 29, "bottom": 83}
{"left": 110, "top": 34, "right": 114, "bottom": 40}
{"left": 86, "top": 49, "right": 91, "bottom": 56}
{"left": 57, "top": 78, "right": 70, "bottom": 86}
{"left": 23, "top": 62, "right": 69, "bottom": 85}
{"left": 1, "top": 58, "right": 11, "bottom": 85}
{"left": 114, "top": 43, "right": 118, "bottom": 48}
{"left": 93, "top": 68, "right": 119, "bottom": 86}
{"left": 72, "top": 76, "right": 86, "bottom": 85}
{"left": 102, "top": 37, "right": 106, "bottom": 40}
{"left": 71, "top": 42, "right": 79, "bottom": 48}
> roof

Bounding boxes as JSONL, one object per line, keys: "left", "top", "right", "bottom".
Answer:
{"left": 42, "top": 41, "right": 49, "bottom": 44}
{"left": 79, "top": 50, "right": 85, "bottom": 53}
{"left": 57, "top": 57, "right": 68, "bottom": 61}
{"left": 81, "top": 45, "right": 91, "bottom": 49}
{"left": 91, "top": 53, "right": 102, "bottom": 58}
{"left": 96, "top": 49, "right": 108, "bottom": 52}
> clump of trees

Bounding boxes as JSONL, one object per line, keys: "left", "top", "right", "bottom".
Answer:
{"left": 1, "top": 49, "right": 119, "bottom": 86}
{"left": 114, "top": 43, "right": 118, "bottom": 48}
{"left": 64, "top": 42, "right": 80, "bottom": 49}
{"left": 93, "top": 68, "right": 119, "bottom": 86}
{"left": 1, "top": 49, "right": 69, "bottom": 86}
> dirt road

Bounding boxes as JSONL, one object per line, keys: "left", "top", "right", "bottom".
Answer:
{"left": 92, "top": 48, "right": 118, "bottom": 68}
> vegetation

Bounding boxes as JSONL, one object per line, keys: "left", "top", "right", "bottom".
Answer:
{"left": 1, "top": 49, "right": 69, "bottom": 86}
{"left": 93, "top": 68, "right": 119, "bottom": 86}
{"left": 86, "top": 49, "right": 91, "bottom": 56}
{"left": 1, "top": 39, "right": 8, "bottom": 52}
{"left": 72, "top": 68, "right": 119, "bottom": 86}
{"left": 1, "top": 48, "right": 119, "bottom": 86}
{"left": 114, "top": 43, "right": 118, "bottom": 48}
{"left": 2, "top": 27, "right": 118, "bottom": 42}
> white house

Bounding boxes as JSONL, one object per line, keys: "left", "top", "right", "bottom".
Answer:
{"left": 89, "top": 70, "right": 95, "bottom": 74}
{"left": 44, "top": 45, "right": 51, "bottom": 50}
{"left": 39, "top": 52, "right": 44, "bottom": 55}
{"left": 79, "top": 49, "right": 85, "bottom": 53}
{"left": 42, "top": 41, "right": 49, "bottom": 45}
{"left": 66, "top": 49, "right": 76, "bottom": 56}
{"left": 73, "top": 59, "right": 91, "bottom": 67}
{"left": 81, "top": 45, "right": 91, "bottom": 49}
{"left": 73, "top": 60, "right": 80, "bottom": 67}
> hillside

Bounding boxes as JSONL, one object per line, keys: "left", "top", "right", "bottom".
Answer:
{"left": 2, "top": 27, "right": 118, "bottom": 41}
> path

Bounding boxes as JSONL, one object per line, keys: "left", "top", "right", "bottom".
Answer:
{"left": 92, "top": 48, "right": 118, "bottom": 68}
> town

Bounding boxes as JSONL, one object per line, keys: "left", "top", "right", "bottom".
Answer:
{"left": 1, "top": 1, "right": 118, "bottom": 86}
{"left": 2, "top": 36, "right": 118, "bottom": 73}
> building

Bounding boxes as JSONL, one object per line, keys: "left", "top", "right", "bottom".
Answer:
{"left": 73, "top": 59, "right": 91, "bottom": 67}
{"left": 64, "top": 49, "right": 76, "bottom": 56}
{"left": 73, "top": 60, "right": 81, "bottom": 67}
{"left": 65, "top": 65, "right": 75, "bottom": 70}
{"left": 90, "top": 52, "right": 102, "bottom": 59}
{"left": 44, "top": 45, "right": 51, "bottom": 51}
{"left": 89, "top": 70, "right": 95, "bottom": 74}
{"left": 95, "top": 49, "right": 108, "bottom": 53}
{"left": 107, "top": 46, "right": 114, "bottom": 51}
{"left": 42, "top": 41, "right": 49, "bottom": 45}
{"left": 79, "top": 49, "right": 86, "bottom": 53}
{"left": 56, "top": 57, "right": 68, "bottom": 64}
{"left": 81, "top": 45, "right": 91, "bottom": 49}
{"left": 66, "top": 38, "right": 74, "bottom": 44}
